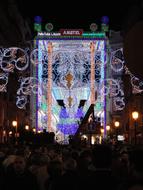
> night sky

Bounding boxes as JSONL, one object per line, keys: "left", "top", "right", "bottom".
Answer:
{"left": 16, "top": 0, "right": 143, "bottom": 31}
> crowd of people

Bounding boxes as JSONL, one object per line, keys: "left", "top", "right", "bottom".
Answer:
{"left": 0, "top": 141, "right": 143, "bottom": 190}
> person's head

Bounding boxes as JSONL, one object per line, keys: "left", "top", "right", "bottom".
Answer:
{"left": 13, "top": 155, "right": 26, "bottom": 174}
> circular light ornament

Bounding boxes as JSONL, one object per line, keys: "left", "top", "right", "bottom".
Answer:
{"left": 90, "top": 23, "right": 98, "bottom": 32}
{"left": 45, "top": 23, "right": 53, "bottom": 32}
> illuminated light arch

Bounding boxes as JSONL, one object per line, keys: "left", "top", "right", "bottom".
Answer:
{"left": 3, "top": 44, "right": 143, "bottom": 141}
{"left": 34, "top": 34, "right": 107, "bottom": 141}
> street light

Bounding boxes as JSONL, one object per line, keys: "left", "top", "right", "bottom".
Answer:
{"left": 100, "top": 128, "right": 104, "bottom": 134}
{"left": 12, "top": 120, "right": 18, "bottom": 144}
{"left": 114, "top": 121, "right": 120, "bottom": 128}
{"left": 114, "top": 121, "right": 120, "bottom": 141}
{"left": 132, "top": 111, "right": 139, "bottom": 145}
{"left": 9, "top": 131, "right": 12, "bottom": 135}
{"left": 32, "top": 128, "right": 36, "bottom": 133}
{"left": 106, "top": 125, "right": 110, "bottom": 131}
{"left": 132, "top": 111, "right": 139, "bottom": 120}
{"left": 106, "top": 125, "right": 110, "bottom": 135}
{"left": 25, "top": 125, "right": 29, "bottom": 130}
{"left": 12, "top": 121, "right": 17, "bottom": 127}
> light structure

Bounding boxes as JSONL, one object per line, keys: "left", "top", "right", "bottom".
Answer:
{"left": 1, "top": 42, "right": 142, "bottom": 111}
{"left": 0, "top": 46, "right": 126, "bottom": 109}
{"left": 47, "top": 42, "right": 53, "bottom": 132}
{"left": 0, "top": 28, "right": 127, "bottom": 143}
{"left": 0, "top": 18, "right": 142, "bottom": 144}
{"left": 32, "top": 29, "right": 107, "bottom": 142}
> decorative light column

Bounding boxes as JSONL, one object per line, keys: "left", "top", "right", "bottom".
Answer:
{"left": 47, "top": 42, "right": 53, "bottom": 132}
{"left": 90, "top": 42, "right": 95, "bottom": 104}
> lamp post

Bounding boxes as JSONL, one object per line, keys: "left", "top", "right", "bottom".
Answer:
{"left": 12, "top": 120, "right": 18, "bottom": 145}
{"left": 106, "top": 125, "right": 110, "bottom": 137}
{"left": 132, "top": 111, "right": 139, "bottom": 145}
{"left": 114, "top": 121, "right": 120, "bottom": 141}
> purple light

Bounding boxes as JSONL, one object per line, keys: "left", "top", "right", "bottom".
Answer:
{"left": 57, "top": 123, "right": 78, "bottom": 135}
{"left": 36, "top": 55, "right": 38, "bottom": 132}
{"left": 103, "top": 39, "right": 107, "bottom": 137}
{"left": 101, "top": 16, "right": 109, "bottom": 24}
{"left": 74, "top": 108, "right": 84, "bottom": 118}
{"left": 59, "top": 108, "right": 69, "bottom": 118}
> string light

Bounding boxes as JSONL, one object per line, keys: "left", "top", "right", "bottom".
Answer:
{"left": 1, "top": 44, "right": 138, "bottom": 139}
{"left": 110, "top": 48, "right": 124, "bottom": 72}
{"left": 0, "top": 72, "right": 9, "bottom": 92}
{"left": 0, "top": 47, "right": 29, "bottom": 72}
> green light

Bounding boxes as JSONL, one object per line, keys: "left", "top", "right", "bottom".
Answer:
{"left": 52, "top": 106, "right": 60, "bottom": 115}
{"left": 82, "top": 32, "right": 106, "bottom": 38}
{"left": 95, "top": 102, "right": 102, "bottom": 111}
{"left": 60, "top": 118, "right": 76, "bottom": 124}
{"left": 41, "top": 103, "right": 47, "bottom": 111}
{"left": 34, "top": 23, "right": 42, "bottom": 32}
{"left": 101, "top": 24, "right": 109, "bottom": 32}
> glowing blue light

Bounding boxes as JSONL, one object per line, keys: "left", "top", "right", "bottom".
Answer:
{"left": 101, "top": 16, "right": 109, "bottom": 24}
{"left": 34, "top": 16, "right": 42, "bottom": 23}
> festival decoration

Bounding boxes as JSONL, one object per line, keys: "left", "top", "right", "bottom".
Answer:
{"left": 0, "top": 47, "right": 29, "bottom": 72}
{"left": 0, "top": 72, "right": 9, "bottom": 92}
{"left": 0, "top": 26, "right": 142, "bottom": 142}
